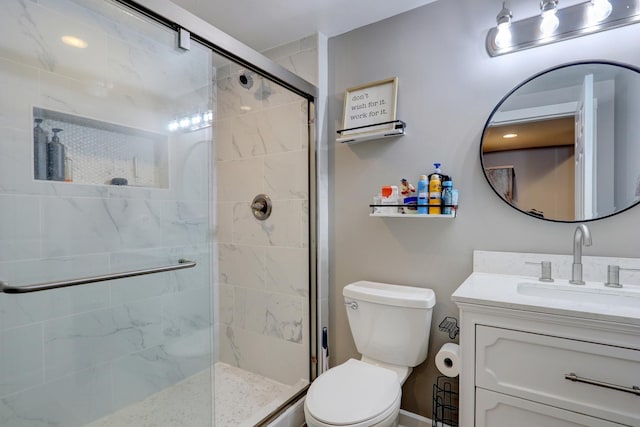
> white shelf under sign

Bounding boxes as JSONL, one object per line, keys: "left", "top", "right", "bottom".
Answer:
{"left": 336, "top": 120, "right": 406, "bottom": 144}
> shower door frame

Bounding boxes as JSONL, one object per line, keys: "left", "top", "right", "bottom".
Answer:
{"left": 115, "top": 0, "right": 320, "bottom": 421}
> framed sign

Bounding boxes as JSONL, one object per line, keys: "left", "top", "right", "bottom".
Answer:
{"left": 340, "top": 77, "right": 398, "bottom": 137}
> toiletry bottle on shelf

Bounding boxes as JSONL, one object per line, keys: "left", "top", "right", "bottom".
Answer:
{"left": 33, "top": 118, "right": 48, "bottom": 180}
{"left": 400, "top": 178, "right": 417, "bottom": 213}
{"left": 442, "top": 178, "right": 453, "bottom": 215}
{"left": 451, "top": 189, "right": 459, "bottom": 215}
{"left": 417, "top": 175, "right": 429, "bottom": 214}
{"left": 47, "top": 128, "right": 66, "bottom": 181}
{"left": 428, "top": 163, "right": 442, "bottom": 215}
{"left": 381, "top": 185, "right": 399, "bottom": 214}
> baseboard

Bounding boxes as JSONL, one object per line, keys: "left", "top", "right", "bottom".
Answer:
{"left": 399, "top": 409, "right": 432, "bottom": 427}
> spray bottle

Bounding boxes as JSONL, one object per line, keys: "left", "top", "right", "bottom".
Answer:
{"left": 428, "top": 163, "right": 442, "bottom": 215}
{"left": 417, "top": 174, "right": 429, "bottom": 214}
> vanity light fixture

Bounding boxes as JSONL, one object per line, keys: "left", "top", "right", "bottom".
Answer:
{"left": 486, "top": 0, "right": 640, "bottom": 57}
{"left": 495, "top": 2, "right": 514, "bottom": 47}
{"left": 539, "top": 0, "right": 560, "bottom": 35}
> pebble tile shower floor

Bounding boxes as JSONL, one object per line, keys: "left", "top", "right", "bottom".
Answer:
{"left": 85, "top": 362, "right": 294, "bottom": 427}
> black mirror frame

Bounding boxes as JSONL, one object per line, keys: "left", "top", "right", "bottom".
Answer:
{"left": 480, "top": 60, "right": 640, "bottom": 223}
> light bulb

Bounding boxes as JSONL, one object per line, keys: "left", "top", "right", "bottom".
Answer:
{"left": 590, "top": 0, "right": 612, "bottom": 22}
{"left": 168, "top": 121, "right": 179, "bottom": 131}
{"left": 495, "top": 2, "right": 513, "bottom": 48}
{"left": 540, "top": 10, "right": 559, "bottom": 35}
{"left": 495, "top": 25, "right": 512, "bottom": 47}
{"left": 179, "top": 118, "right": 190, "bottom": 128}
{"left": 191, "top": 114, "right": 202, "bottom": 125}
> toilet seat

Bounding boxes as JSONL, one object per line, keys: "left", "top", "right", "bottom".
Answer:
{"left": 305, "top": 359, "right": 401, "bottom": 426}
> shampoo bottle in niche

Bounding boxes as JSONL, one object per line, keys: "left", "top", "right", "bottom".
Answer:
{"left": 428, "top": 163, "right": 442, "bottom": 215}
{"left": 33, "top": 118, "right": 48, "bottom": 180}
{"left": 64, "top": 156, "right": 73, "bottom": 182}
{"left": 47, "top": 128, "right": 66, "bottom": 181}
{"left": 417, "top": 174, "right": 429, "bottom": 214}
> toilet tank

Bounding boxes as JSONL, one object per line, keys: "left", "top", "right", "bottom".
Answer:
{"left": 343, "top": 281, "right": 436, "bottom": 367}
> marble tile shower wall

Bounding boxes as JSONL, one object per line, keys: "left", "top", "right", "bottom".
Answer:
{"left": 214, "top": 61, "right": 310, "bottom": 386}
{"left": 0, "top": 1, "right": 213, "bottom": 426}
{"left": 262, "top": 35, "right": 319, "bottom": 87}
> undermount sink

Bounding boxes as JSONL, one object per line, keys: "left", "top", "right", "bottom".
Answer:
{"left": 452, "top": 251, "right": 640, "bottom": 328}
{"left": 517, "top": 281, "right": 640, "bottom": 308}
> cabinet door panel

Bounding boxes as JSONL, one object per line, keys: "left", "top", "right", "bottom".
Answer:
{"left": 475, "top": 325, "right": 640, "bottom": 426}
{"left": 476, "top": 388, "right": 624, "bottom": 427}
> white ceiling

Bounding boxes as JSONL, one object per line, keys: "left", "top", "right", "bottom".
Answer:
{"left": 171, "top": 0, "right": 440, "bottom": 52}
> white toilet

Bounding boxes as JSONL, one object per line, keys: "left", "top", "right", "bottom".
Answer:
{"left": 304, "top": 280, "right": 436, "bottom": 427}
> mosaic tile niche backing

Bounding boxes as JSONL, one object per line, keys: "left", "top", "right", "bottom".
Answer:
{"left": 33, "top": 107, "right": 169, "bottom": 188}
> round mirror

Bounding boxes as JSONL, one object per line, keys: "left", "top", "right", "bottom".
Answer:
{"left": 480, "top": 61, "right": 640, "bottom": 222}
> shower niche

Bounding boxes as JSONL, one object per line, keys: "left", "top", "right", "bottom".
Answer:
{"left": 33, "top": 107, "right": 169, "bottom": 189}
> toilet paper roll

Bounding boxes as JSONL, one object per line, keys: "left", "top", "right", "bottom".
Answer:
{"left": 435, "top": 342, "right": 460, "bottom": 377}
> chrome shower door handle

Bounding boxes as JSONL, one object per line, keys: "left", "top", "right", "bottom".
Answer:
{"left": 0, "top": 259, "right": 196, "bottom": 294}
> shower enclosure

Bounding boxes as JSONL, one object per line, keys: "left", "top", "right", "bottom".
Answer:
{"left": 0, "top": 0, "right": 316, "bottom": 426}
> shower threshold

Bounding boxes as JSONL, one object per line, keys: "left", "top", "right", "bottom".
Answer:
{"left": 85, "top": 362, "right": 307, "bottom": 427}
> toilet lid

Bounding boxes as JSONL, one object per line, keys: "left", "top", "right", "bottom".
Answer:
{"left": 306, "top": 359, "right": 401, "bottom": 425}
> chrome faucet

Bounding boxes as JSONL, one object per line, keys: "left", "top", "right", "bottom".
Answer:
{"left": 569, "top": 224, "right": 592, "bottom": 285}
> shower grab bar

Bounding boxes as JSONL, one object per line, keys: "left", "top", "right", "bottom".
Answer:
{"left": 0, "top": 259, "right": 196, "bottom": 294}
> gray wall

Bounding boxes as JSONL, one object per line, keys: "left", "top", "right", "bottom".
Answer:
{"left": 327, "top": 0, "right": 640, "bottom": 417}
{"left": 484, "top": 146, "right": 575, "bottom": 220}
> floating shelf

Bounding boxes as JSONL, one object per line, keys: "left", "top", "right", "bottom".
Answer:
{"left": 369, "top": 204, "right": 458, "bottom": 218}
{"left": 336, "top": 120, "right": 406, "bottom": 144}
{"left": 370, "top": 212, "right": 456, "bottom": 218}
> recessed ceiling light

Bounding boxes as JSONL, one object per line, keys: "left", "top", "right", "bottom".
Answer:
{"left": 61, "top": 35, "right": 88, "bottom": 49}
{"left": 240, "top": 105, "right": 252, "bottom": 111}
{"left": 503, "top": 133, "right": 518, "bottom": 138}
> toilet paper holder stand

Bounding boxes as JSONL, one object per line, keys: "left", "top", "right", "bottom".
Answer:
{"left": 438, "top": 316, "right": 459, "bottom": 339}
{"left": 433, "top": 375, "right": 459, "bottom": 427}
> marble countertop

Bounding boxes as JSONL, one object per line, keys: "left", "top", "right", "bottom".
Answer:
{"left": 452, "top": 271, "right": 640, "bottom": 326}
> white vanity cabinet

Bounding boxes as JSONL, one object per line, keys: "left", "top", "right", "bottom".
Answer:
{"left": 475, "top": 325, "right": 640, "bottom": 426}
{"left": 454, "top": 300, "right": 640, "bottom": 427}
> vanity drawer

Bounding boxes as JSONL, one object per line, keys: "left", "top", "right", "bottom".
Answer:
{"left": 475, "top": 325, "right": 640, "bottom": 426}
{"left": 476, "top": 388, "right": 624, "bottom": 427}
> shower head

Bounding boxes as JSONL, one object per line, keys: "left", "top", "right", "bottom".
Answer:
{"left": 238, "top": 71, "right": 253, "bottom": 89}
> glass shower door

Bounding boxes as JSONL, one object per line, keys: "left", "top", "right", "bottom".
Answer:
{"left": 0, "top": 1, "right": 214, "bottom": 426}
{"left": 212, "top": 56, "right": 312, "bottom": 425}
